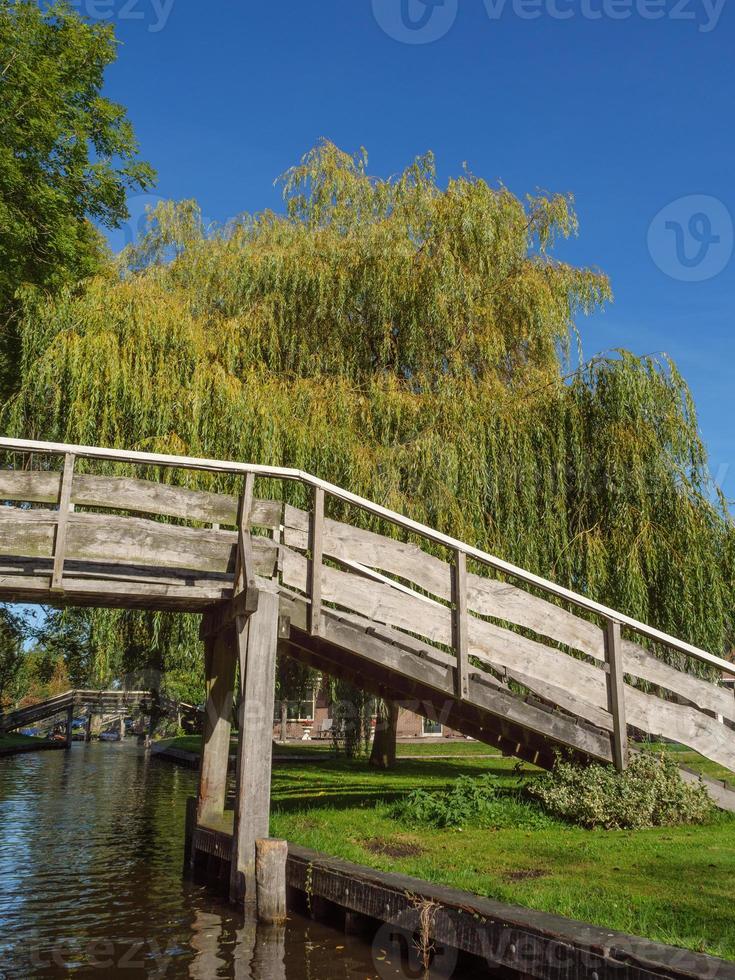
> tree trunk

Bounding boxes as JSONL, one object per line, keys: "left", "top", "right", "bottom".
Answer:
{"left": 369, "top": 699, "right": 399, "bottom": 769}
{"left": 279, "top": 700, "right": 288, "bottom": 743}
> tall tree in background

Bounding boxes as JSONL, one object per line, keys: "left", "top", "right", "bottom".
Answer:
{"left": 0, "top": 608, "right": 24, "bottom": 712}
{"left": 0, "top": 0, "right": 155, "bottom": 395}
{"left": 4, "top": 141, "right": 734, "bottom": 713}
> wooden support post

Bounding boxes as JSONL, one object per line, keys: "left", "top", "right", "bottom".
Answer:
{"left": 604, "top": 618, "right": 628, "bottom": 771}
{"left": 118, "top": 715, "right": 125, "bottom": 740}
{"left": 230, "top": 589, "right": 280, "bottom": 908}
{"left": 85, "top": 715, "right": 92, "bottom": 742}
{"left": 65, "top": 703, "right": 74, "bottom": 749}
{"left": 197, "top": 625, "right": 237, "bottom": 826}
{"left": 51, "top": 452, "right": 75, "bottom": 591}
{"left": 308, "top": 487, "right": 324, "bottom": 635}
{"left": 255, "top": 838, "right": 287, "bottom": 924}
{"left": 452, "top": 549, "right": 469, "bottom": 701}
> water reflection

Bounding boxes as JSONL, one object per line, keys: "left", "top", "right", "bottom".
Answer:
{"left": 0, "top": 743, "right": 403, "bottom": 979}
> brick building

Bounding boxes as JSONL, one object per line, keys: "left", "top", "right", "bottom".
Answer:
{"left": 272, "top": 683, "right": 461, "bottom": 741}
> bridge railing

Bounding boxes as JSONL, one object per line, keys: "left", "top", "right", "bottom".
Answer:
{"left": 0, "top": 436, "right": 733, "bottom": 772}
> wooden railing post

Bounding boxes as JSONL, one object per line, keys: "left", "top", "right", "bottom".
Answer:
{"left": 51, "top": 452, "right": 75, "bottom": 591}
{"left": 308, "top": 486, "right": 324, "bottom": 635}
{"left": 604, "top": 618, "right": 628, "bottom": 771}
{"left": 233, "top": 473, "right": 259, "bottom": 618}
{"left": 452, "top": 549, "right": 469, "bottom": 701}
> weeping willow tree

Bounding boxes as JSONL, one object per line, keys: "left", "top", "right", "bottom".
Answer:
{"left": 5, "top": 140, "right": 734, "bottom": 697}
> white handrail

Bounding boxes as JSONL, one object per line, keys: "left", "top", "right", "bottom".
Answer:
{"left": 1, "top": 435, "right": 734, "bottom": 678}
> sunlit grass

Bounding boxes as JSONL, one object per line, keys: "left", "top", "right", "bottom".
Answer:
{"left": 167, "top": 734, "right": 735, "bottom": 959}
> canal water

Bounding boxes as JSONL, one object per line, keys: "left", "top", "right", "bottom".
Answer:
{"left": 0, "top": 742, "right": 448, "bottom": 979}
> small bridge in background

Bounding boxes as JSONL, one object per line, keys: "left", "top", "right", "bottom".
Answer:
{"left": 0, "top": 436, "right": 734, "bottom": 909}
{"left": 1, "top": 688, "right": 199, "bottom": 744}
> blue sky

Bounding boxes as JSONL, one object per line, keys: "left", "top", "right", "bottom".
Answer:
{"left": 99, "top": 0, "right": 734, "bottom": 497}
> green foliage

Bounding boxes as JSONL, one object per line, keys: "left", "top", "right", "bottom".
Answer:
{"left": 33, "top": 608, "right": 93, "bottom": 689}
{"left": 5, "top": 140, "right": 734, "bottom": 682}
{"left": 275, "top": 654, "right": 315, "bottom": 705}
{"left": 527, "top": 753, "right": 714, "bottom": 829}
{"left": 0, "top": 607, "right": 25, "bottom": 710}
{"left": 0, "top": 0, "right": 155, "bottom": 393}
{"left": 329, "top": 677, "right": 372, "bottom": 759}
{"left": 392, "top": 774, "right": 555, "bottom": 830}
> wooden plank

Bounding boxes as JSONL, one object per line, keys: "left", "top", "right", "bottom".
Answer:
{"left": 0, "top": 507, "right": 278, "bottom": 577}
{"left": 308, "top": 489, "right": 324, "bottom": 635}
{"left": 280, "top": 546, "right": 735, "bottom": 772}
{"left": 283, "top": 504, "right": 450, "bottom": 598}
{"left": 0, "top": 554, "right": 232, "bottom": 589}
{"left": 0, "top": 469, "right": 281, "bottom": 528}
{"left": 51, "top": 453, "right": 75, "bottom": 591}
{"left": 286, "top": 616, "right": 614, "bottom": 763}
{"left": 230, "top": 590, "right": 280, "bottom": 907}
{"left": 452, "top": 550, "right": 469, "bottom": 700}
{"left": 0, "top": 572, "right": 230, "bottom": 612}
{"left": 625, "top": 687, "right": 735, "bottom": 773}
{"left": 619, "top": 639, "right": 735, "bottom": 721}
{"left": 284, "top": 507, "right": 734, "bottom": 721}
{"left": 467, "top": 575, "right": 735, "bottom": 721}
{"left": 281, "top": 544, "right": 453, "bottom": 645}
{"left": 604, "top": 619, "right": 628, "bottom": 771}
{"left": 503, "top": 666, "right": 614, "bottom": 733}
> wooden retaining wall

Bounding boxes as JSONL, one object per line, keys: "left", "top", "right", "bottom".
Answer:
{"left": 185, "top": 800, "right": 735, "bottom": 980}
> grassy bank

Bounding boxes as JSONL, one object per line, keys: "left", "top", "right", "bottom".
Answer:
{"left": 0, "top": 733, "right": 59, "bottom": 753}
{"left": 161, "top": 735, "right": 735, "bottom": 958}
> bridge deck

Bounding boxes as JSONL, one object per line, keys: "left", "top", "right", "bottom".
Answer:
{"left": 0, "top": 437, "right": 733, "bottom": 789}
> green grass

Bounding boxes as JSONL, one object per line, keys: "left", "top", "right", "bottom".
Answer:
{"left": 168, "top": 735, "right": 735, "bottom": 961}
{"left": 640, "top": 741, "right": 735, "bottom": 790}
{"left": 158, "top": 735, "right": 497, "bottom": 758}
{"left": 0, "top": 733, "right": 55, "bottom": 749}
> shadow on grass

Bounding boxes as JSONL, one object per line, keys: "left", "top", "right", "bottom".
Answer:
{"left": 261, "top": 757, "right": 541, "bottom": 814}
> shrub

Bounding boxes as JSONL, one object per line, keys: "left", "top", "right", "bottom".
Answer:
{"left": 391, "top": 774, "right": 554, "bottom": 830}
{"left": 526, "top": 752, "right": 714, "bottom": 829}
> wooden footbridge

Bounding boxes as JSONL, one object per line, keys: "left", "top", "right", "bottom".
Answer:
{"left": 0, "top": 688, "right": 195, "bottom": 742}
{"left": 0, "top": 688, "right": 152, "bottom": 739}
{"left": 1, "top": 436, "right": 734, "bottom": 910}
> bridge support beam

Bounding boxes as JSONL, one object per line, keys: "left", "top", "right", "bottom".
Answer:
{"left": 65, "top": 703, "right": 74, "bottom": 749}
{"left": 229, "top": 589, "right": 280, "bottom": 911}
{"left": 197, "top": 623, "right": 237, "bottom": 827}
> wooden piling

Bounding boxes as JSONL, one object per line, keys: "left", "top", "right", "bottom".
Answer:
{"left": 229, "top": 589, "right": 280, "bottom": 908}
{"left": 604, "top": 618, "right": 628, "bottom": 772}
{"left": 197, "top": 624, "right": 237, "bottom": 826}
{"left": 255, "top": 838, "right": 287, "bottom": 924}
